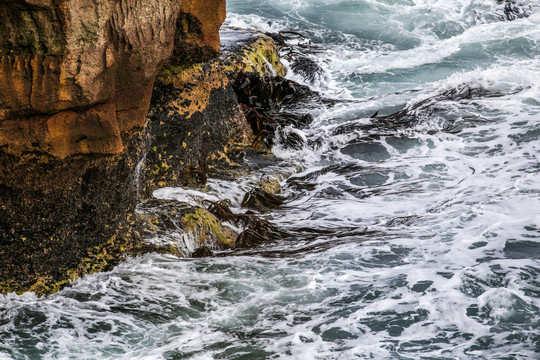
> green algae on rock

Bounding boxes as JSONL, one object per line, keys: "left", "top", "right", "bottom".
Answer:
{"left": 0, "top": 0, "right": 229, "bottom": 296}
{"left": 221, "top": 29, "right": 286, "bottom": 77}
{"left": 0, "top": 12, "right": 296, "bottom": 295}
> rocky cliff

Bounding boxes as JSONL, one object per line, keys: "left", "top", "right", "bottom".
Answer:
{"left": 0, "top": 0, "right": 308, "bottom": 295}
{"left": 0, "top": 0, "right": 229, "bottom": 294}
{"left": 0, "top": 0, "right": 225, "bottom": 159}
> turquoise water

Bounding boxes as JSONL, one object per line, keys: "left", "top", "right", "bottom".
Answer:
{"left": 1, "top": 1, "right": 540, "bottom": 359}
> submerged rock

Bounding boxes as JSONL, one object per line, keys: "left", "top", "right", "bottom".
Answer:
{"left": 137, "top": 199, "right": 237, "bottom": 255}
{"left": 241, "top": 188, "right": 286, "bottom": 212}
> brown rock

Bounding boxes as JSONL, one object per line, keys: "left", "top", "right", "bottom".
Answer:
{"left": 172, "top": 0, "right": 226, "bottom": 66}
{"left": 0, "top": 0, "right": 226, "bottom": 158}
{"left": 0, "top": 0, "right": 228, "bottom": 294}
{"left": 0, "top": 0, "right": 184, "bottom": 158}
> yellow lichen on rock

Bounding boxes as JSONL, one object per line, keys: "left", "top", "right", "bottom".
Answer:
{"left": 223, "top": 34, "right": 286, "bottom": 77}
{"left": 158, "top": 62, "right": 230, "bottom": 121}
{"left": 258, "top": 166, "right": 302, "bottom": 194}
{"left": 182, "top": 207, "right": 237, "bottom": 248}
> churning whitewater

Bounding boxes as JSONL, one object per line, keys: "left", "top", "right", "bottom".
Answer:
{"left": 1, "top": 0, "right": 539, "bottom": 359}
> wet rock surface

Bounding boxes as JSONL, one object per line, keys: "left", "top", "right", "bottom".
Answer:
{"left": 0, "top": 15, "right": 318, "bottom": 294}
{"left": 0, "top": 0, "right": 228, "bottom": 295}
{"left": 143, "top": 62, "right": 248, "bottom": 190}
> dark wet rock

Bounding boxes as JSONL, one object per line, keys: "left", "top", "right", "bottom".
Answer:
{"left": 205, "top": 198, "right": 287, "bottom": 249}
{"left": 137, "top": 199, "right": 195, "bottom": 236}
{"left": 143, "top": 62, "right": 249, "bottom": 191}
{"left": 498, "top": 0, "right": 531, "bottom": 21}
{"left": 192, "top": 246, "right": 214, "bottom": 258}
{"left": 0, "top": 129, "right": 149, "bottom": 296}
{"left": 241, "top": 188, "right": 286, "bottom": 212}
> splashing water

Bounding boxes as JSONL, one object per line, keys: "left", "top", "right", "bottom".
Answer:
{"left": 2, "top": 1, "right": 540, "bottom": 359}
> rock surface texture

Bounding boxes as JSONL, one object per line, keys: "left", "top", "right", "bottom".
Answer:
{"left": 0, "top": 0, "right": 227, "bottom": 294}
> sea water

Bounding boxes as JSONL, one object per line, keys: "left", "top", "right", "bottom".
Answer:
{"left": 1, "top": 1, "right": 539, "bottom": 359}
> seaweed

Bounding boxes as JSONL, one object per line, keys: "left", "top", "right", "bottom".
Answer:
{"left": 204, "top": 199, "right": 288, "bottom": 250}
{"left": 241, "top": 188, "right": 286, "bottom": 212}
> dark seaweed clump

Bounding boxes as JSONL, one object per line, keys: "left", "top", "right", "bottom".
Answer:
{"left": 205, "top": 198, "right": 287, "bottom": 250}
{"left": 498, "top": 0, "right": 532, "bottom": 21}
{"left": 231, "top": 71, "right": 315, "bottom": 148}
{"left": 332, "top": 84, "right": 526, "bottom": 137}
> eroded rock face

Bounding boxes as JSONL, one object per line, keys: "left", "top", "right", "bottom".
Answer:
{"left": 2, "top": 0, "right": 175, "bottom": 158}
{"left": 0, "top": 0, "right": 227, "bottom": 294}
{"left": 0, "top": 0, "right": 226, "bottom": 158}
{"left": 173, "top": 0, "right": 227, "bottom": 65}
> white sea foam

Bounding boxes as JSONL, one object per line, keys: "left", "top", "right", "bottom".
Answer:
{"left": 2, "top": 1, "right": 540, "bottom": 359}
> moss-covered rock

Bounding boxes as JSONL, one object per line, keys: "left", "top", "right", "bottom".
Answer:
{"left": 141, "top": 29, "right": 289, "bottom": 192}
{"left": 221, "top": 29, "right": 286, "bottom": 77}
{"left": 0, "top": 25, "right": 292, "bottom": 296}
{"left": 182, "top": 208, "right": 237, "bottom": 248}
{"left": 137, "top": 199, "right": 238, "bottom": 255}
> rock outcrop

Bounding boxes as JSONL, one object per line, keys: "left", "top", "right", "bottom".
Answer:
{"left": 141, "top": 29, "right": 288, "bottom": 192}
{"left": 0, "top": 0, "right": 227, "bottom": 295}
{"left": 0, "top": 0, "right": 226, "bottom": 158}
{"left": 0, "top": 0, "right": 303, "bottom": 295}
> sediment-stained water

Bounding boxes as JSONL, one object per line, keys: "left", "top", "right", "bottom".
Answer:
{"left": 1, "top": 1, "right": 539, "bottom": 359}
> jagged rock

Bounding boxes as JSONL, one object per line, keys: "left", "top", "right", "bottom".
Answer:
{"left": 192, "top": 246, "right": 213, "bottom": 258}
{"left": 143, "top": 62, "right": 250, "bottom": 190}
{"left": 142, "top": 28, "right": 289, "bottom": 191}
{"left": 0, "top": 0, "right": 227, "bottom": 295}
